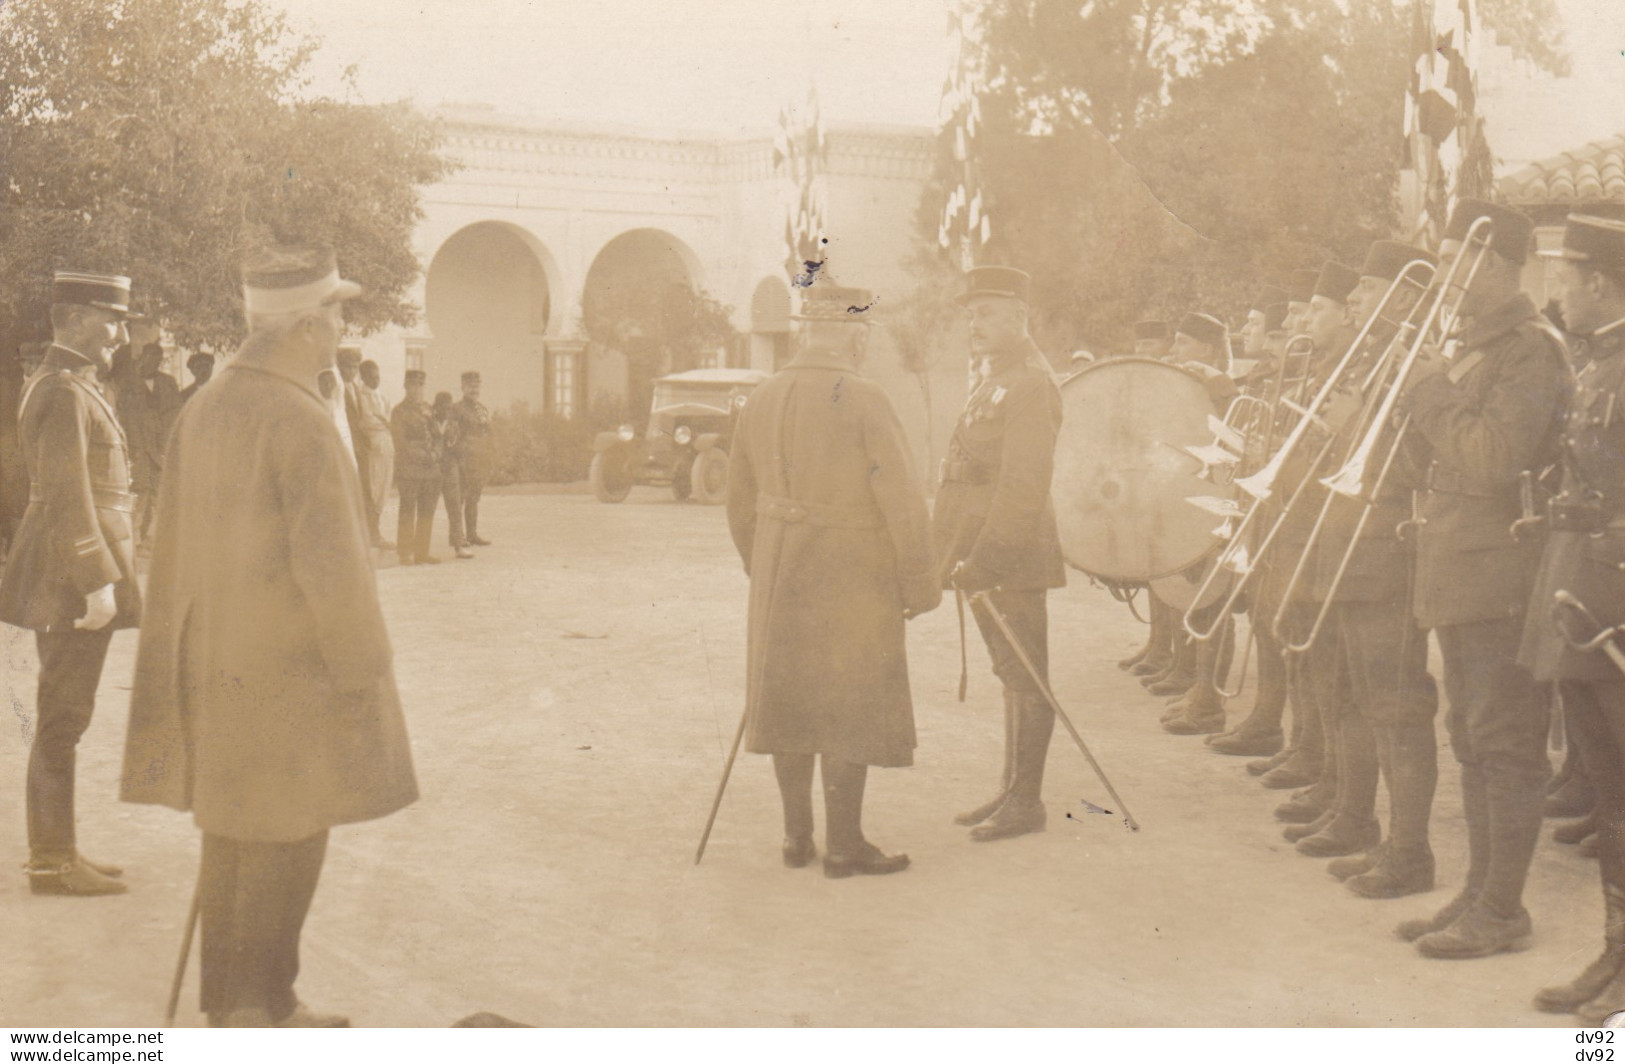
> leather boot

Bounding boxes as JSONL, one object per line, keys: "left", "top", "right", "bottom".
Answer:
{"left": 822, "top": 758, "right": 908, "bottom": 878}
{"left": 1396, "top": 765, "right": 1491, "bottom": 941}
{"left": 1536, "top": 883, "right": 1625, "bottom": 1013}
{"left": 773, "top": 753, "right": 817, "bottom": 868}
{"left": 1468, "top": 766, "right": 1547, "bottom": 931}
{"left": 1162, "top": 687, "right": 1226, "bottom": 735}
{"left": 1556, "top": 813, "right": 1598, "bottom": 845}
{"left": 1414, "top": 900, "right": 1532, "bottom": 959}
{"left": 1546, "top": 771, "right": 1596, "bottom": 819}
{"left": 1146, "top": 670, "right": 1195, "bottom": 698}
{"left": 1295, "top": 718, "right": 1378, "bottom": 857}
{"left": 1395, "top": 889, "right": 1476, "bottom": 942}
{"left": 1118, "top": 643, "right": 1151, "bottom": 671}
{"left": 1131, "top": 652, "right": 1173, "bottom": 678}
{"left": 1261, "top": 689, "right": 1328, "bottom": 789}
{"left": 1349, "top": 720, "right": 1436, "bottom": 899}
{"left": 26, "top": 854, "right": 128, "bottom": 896}
{"left": 971, "top": 694, "right": 1051, "bottom": 842}
{"left": 956, "top": 690, "right": 1018, "bottom": 827}
{"left": 1275, "top": 778, "right": 1334, "bottom": 823}
{"left": 1247, "top": 746, "right": 1295, "bottom": 777}
{"left": 1296, "top": 815, "right": 1380, "bottom": 858}
{"left": 1284, "top": 808, "right": 1334, "bottom": 844}
{"left": 1210, "top": 625, "right": 1289, "bottom": 747}
{"left": 1329, "top": 840, "right": 1385, "bottom": 882}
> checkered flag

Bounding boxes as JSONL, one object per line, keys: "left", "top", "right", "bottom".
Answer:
{"left": 777, "top": 86, "right": 829, "bottom": 287}
{"left": 938, "top": 0, "right": 990, "bottom": 272}
{"left": 1402, "top": 0, "right": 1493, "bottom": 242}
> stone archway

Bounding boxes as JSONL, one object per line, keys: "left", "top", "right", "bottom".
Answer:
{"left": 581, "top": 228, "right": 710, "bottom": 420}
{"left": 425, "top": 222, "right": 558, "bottom": 412}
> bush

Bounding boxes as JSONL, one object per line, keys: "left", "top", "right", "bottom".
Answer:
{"left": 486, "top": 396, "right": 631, "bottom": 486}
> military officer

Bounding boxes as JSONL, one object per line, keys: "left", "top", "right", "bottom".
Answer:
{"left": 935, "top": 265, "right": 1067, "bottom": 842}
{"left": 123, "top": 246, "right": 417, "bottom": 1026}
{"left": 454, "top": 370, "right": 494, "bottom": 546}
{"left": 391, "top": 369, "right": 441, "bottom": 565}
{"left": 1393, "top": 199, "right": 1570, "bottom": 959}
{"left": 726, "top": 282, "right": 939, "bottom": 877}
{"left": 0, "top": 271, "right": 142, "bottom": 896}
{"left": 1519, "top": 215, "right": 1625, "bottom": 1020}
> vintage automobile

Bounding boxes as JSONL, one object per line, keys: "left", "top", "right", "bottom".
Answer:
{"left": 589, "top": 367, "right": 768, "bottom": 504}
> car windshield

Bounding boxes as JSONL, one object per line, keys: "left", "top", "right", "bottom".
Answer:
{"left": 651, "top": 381, "right": 742, "bottom": 417}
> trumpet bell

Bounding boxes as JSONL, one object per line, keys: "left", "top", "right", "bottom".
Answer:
{"left": 1235, "top": 467, "right": 1274, "bottom": 500}
{"left": 1320, "top": 462, "right": 1365, "bottom": 498}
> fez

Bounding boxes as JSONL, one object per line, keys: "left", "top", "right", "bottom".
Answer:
{"left": 1361, "top": 240, "right": 1438, "bottom": 281}
{"left": 53, "top": 271, "right": 132, "bottom": 316}
{"left": 1265, "top": 303, "right": 1289, "bottom": 331}
{"left": 793, "top": 282, "right": 877, "bottom": 323}
{"left": 1133, "top": 320, "right": 1170, "bottom": 341}
{"left": 1444, "top": 198, "right": 1534, "bottom": 264}
{"left": 1289, "top": 269, "right": 1319, "bottom": 305}
{"left": 461, "top": 370, "right": 482, "bottom": 383}
{"left": 404, "top": 369, "right": 427, "bottom": 385}
{"left": 241, "top": 245, "right": 362, "bottom": 315}
{"left": 957, "top": 265, "right": 1030, "bottom": 305}
{"left": 1177, "top": 312, "right": 1228, "bottom": 350}
{"left": 1313, "top": 261, "right": 1360, "bottom": 304}
{"left": 1539, "top": 214, "right": 1625, "bottom": 279}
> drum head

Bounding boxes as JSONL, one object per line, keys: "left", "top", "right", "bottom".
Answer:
{"left": 1053, "top": 357, "right": 1233, "bottom": 583}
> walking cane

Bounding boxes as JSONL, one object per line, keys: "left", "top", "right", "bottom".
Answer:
{"left": 164, "top": 862, "right": 204, "bottom": 1026}
{"left": 694, "top": 703, "right": 750, "bottom": 865}
{"left": 969, "top": 590, "right": 1141, "bottom": 832}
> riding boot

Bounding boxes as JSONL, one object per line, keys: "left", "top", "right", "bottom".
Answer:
{"left": 1539, "top": 880, "right": 1625, "bottom": 1014}
{"left": 956, "top": 689, "right": 1018, "bottom": 826}
{"left": 773, "top": 753, "right": 817, "bottom": 868}
{"left": 821, "top": 757, "right": 909, "bottom": 878}
{"left": 971, "top": 693, "right": 1052, "bottom": 842}
{"left": 1397, "top": 764, "right": 1489, "bottom": 941}
{"left": 1414, "top": 766, "right": 1544, "bottom": 959}
{"left": 1349, "top": 720, "right": 1437, "bottom": 899}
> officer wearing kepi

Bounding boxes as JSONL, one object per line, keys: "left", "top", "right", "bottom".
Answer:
{"left": 1520, "top": 214, "right": 1625, "bottom": 1022}
{"left": 935, "top": 265, "right": 1066, "bottom": 842}
{"left": 0, "top": 271, "right": 142, "bottom": 896}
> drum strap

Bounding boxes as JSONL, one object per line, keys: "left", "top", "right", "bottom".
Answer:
{"left": 956, "top": 588, "right": 969, "bottom": 703}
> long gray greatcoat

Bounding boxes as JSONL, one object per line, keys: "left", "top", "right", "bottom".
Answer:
{"left": 121, "top": 329, "right": 418, "bottom": 842}
{"left": 726, "top": 349, "right": 940, "bottom": 767}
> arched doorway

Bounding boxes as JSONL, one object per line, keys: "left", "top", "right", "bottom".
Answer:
{"left": 425, "top": 222, "right": 556, "bottom": 412}
{"left": 581, "top": 228, "right": 715, "bottom": 421}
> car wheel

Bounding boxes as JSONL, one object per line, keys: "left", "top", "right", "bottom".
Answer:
{"left": 690, "top": 448, "right": 728, "bottom": 505}
{"left": 590, "top": 451, "right": 633, "bottom": 503}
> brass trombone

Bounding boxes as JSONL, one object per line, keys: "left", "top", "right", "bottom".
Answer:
{"left": 1270, "top": 219, "right": 1494, "bottom": 654}
{"left": 1180, "top": 261, "right": 1437, "bottom": 643}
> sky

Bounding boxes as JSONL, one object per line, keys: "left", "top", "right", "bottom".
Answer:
{"left": 269, "top": 0, "right": 1625, "bottom": 157}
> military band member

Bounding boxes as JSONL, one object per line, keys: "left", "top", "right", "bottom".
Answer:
{"left": 454, "top": 370, "right": 494, "bottom": 546}
{"left": 0, "top": 272, "right": 141, "bottom": 896}
{"left": 725, "top": 282, "right": 939, "bottom": 877}
{"left": 392, "top": 369, "right": 441, "bottom": 565}
{"left": 1313, "top": 244, "right": 1443, "bottom": 898}
{"left": 1519, "top": 215, "right": 1625, "bottom": 1019}
{"left": 122, "top": 246, "right": 418, "bottom": 1026}
{"left": 936, "top": 266, "right": 1067, "bottom": 842}
{"left": 1392, "top": 199, "right": 1569, "bottom": 959}
{"left": 1285, "top": 268, "right": 1320, "bottom": 338}
{"left": 1132, "top": 319, "right": 1173, "bottom": 360}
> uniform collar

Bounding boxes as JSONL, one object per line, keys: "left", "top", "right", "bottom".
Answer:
{"left": 1459, "top": 292, "right": 1538, "bottom": 350}
{"left": 44, "top": 343, "right": 97, "bottom": 372}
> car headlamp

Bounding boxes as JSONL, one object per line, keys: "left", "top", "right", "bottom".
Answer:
{"left": 674, "top": 425, "right": 693, "bottom": 446}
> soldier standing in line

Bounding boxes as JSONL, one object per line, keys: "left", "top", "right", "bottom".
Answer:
{"left": 355, "top": 359, "right": 396, "bottom": 551}
{"left": 725, "top": 282, "right": 939, "bottom": 877}
{"left": 935, "top": 265, "right": 1067, "bottom": 843}
{"left": 1392, "top": 199, "right": 1570, "bottom": 959}
{"left": 123, "top": 245, "right": 417, "bottom": 1027}
{"left": 432, "top": 390, "right": 474, "bottom": 560}
{"left": 454, "top": 370, "right": 493, "bottom": 547}
{"left": 0, "top": 271, "right": 142, "bottom": 896}
{"left": 1519, "top": 215, "right": 1625, "bottom": 1020}
{"left": 1130, "top": 319, "right": 1172, "bottom": 360}
{"left": 391, "top": 369, "right": 441, "bottom": 566}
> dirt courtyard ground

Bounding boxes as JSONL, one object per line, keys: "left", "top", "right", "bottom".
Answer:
{"left": 0, "top": 489, "right": 1607, "bottom": 1027}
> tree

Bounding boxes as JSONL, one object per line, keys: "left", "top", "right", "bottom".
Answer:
{"left": 0, "top": 0, "right": 454, "bottom": 352}
{"left": 580, "top": 281, "right": 739, "bottom": 417}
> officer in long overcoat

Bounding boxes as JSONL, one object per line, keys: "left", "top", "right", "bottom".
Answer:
{"left": 933, "top": 265, "right": 1066, "bottom": 843}
{"left": 726, "top": 282, "right": 940, "bottom": 878}
{"left": 1519, "top": 215, "right": 1625, "bottom": 1021}
{"left": 1392, "top": 199, "right": 1570, "bottom": 960}
{"left": 1, "top": 271, "right": 141, "bottom": 896}
{"left": 122, "top": 246, "right": 418, "bottom": 1027}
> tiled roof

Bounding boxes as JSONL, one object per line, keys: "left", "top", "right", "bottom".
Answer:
{"left": 1499, "top": 133, "right": 1625, "bottom": 206}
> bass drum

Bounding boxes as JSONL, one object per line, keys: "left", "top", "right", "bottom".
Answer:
{"left": 1052, "top": 357, "right": 1235, "bottom": 587}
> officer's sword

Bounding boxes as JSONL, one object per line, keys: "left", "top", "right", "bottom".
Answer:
{"left": 970, "top": 590, "right": 1141, "bottom": 832}
{"left": 1552, "top": 590, "right": 1625, "bottom": 678}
